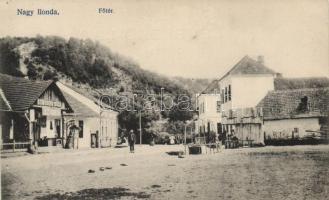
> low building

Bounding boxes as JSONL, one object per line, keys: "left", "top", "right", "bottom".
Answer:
{"left": 257, "top": 87, "right": 329, "bottom": 144}
{"left": 0, "top": 73, "right": 119, "bottom": 150}
{"left": 56, "top": 82, "right": 119, "bottom": 148}
{"left": 0, "top": 74, "right": 71, "bottom": 148}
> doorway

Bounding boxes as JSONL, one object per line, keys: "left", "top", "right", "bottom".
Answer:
{"left": 91, "top": 132, "right": 98, "bottom": 148}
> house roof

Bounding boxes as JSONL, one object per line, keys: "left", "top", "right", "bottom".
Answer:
{"left": 56, "top": 82, "right": 118, "bottom": 112}
{"left": 201, "top": 80, "right": 220, "bottom": 94}
{"left": 0, "top": 73, "right": 54, "bottom": 111}
{"left": 60, "top": 90, "right": 100, "bottom": 117}
{"left": 218, "top": 55, "right": 276, "bottom": 81}
{"left": 257, "top": 87, "right": 329, "bottom": 120}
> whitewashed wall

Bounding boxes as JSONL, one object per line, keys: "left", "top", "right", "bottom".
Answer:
{"left": 219, "top": 74, "right": 274, "bottom": 111}
{"left": 263, "top": 118, "right": 320, "bottom": 139}
{"left": 196, "top": 94, "right": 221, "bottom": 134}
{"left": 231, "top": 75, "right": 274, "bottom": 109}
{"left": 39, "top": 107, "right": 62, "bottom": 139}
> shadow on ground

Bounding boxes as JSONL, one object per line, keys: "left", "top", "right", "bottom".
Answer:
{"left": 166, "top": 151, "right": 184, "bottom": 156}
{"left": 35, "top": 187, "right": 151, "bottom": 200}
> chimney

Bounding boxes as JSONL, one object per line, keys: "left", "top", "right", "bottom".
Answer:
{"left": 257, "top": 55, "right": 264, "bottom": 65}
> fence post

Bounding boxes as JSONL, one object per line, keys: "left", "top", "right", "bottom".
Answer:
{"left": 13, "top": 139, "right": 15, "bottom": 152}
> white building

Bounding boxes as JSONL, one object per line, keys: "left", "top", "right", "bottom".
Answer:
{"left": 196, "top": 93, "right": 221, "bottom": 134}
{"left": 196, "top": 55, "right": 279, "bottom": 144}
{"left": 257, "top": 87, "right": 329, "bottom": 144}
{"left": 196, "top": 55, "right": 329, "bottom": 146}
{"left": 56, "top": 82, "right": 119, "bottom": 148}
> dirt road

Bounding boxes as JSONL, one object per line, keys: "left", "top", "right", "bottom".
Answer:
{"left": 1, "top": 145, "right": 329, "bottom": 199}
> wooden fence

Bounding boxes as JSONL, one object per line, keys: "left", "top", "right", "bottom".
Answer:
{"left": 1, "top": 140, "right": 30, "bottom": 152}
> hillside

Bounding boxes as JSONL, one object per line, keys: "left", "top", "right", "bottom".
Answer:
{"left": 0, "top": 36, "right": 206, "bottom": 140}
{"left": 170, "top": 77, "right": 212, "bottom": 95}
{"left": 0, "top": 36, "right": 187, "bottom": 93}
{"left": 274, "top": 77, "right": 329, "bottom": 90}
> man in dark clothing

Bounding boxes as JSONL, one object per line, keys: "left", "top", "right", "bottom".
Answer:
{"left": 128, "top": 130, "right": 136, "bottom": 153}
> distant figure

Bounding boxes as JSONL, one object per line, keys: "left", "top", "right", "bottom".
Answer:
{"left": 222, "top": 129, "right": 227, "bottom": 145}
{"left": 128, "top": 130, "right": 136, "bottom": 153}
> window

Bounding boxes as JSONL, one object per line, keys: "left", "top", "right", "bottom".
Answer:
{"left": 225, "top": 87, "right": 228, "bottom": 102}
{"left": 202, "top": 102, "right": 206, "bottom": 113}
{"left": 221, "top": 89, "right": 224, "bottom": 103}
{"left": 293, "top": 127, "right": 299, "bottom": 138}
{"left": 78, "top": 120, "right": 84, "bottom": 138}
{"left": 228, "top": 85, "right": 231, "bottom": 101}
{"left": 49, "top": 121, "right": 53, "bottom": 130}
{"left": 216, "top": 101, "right": 221, "bottom": 113}
{"left": 38, "top": 116, "right": 47, "bottom": 127}
{"left": 297, "top": 96, "right": 308, "bottom": 112}
{"left": 199, "top": 102, "right": 205, "bottom": 114}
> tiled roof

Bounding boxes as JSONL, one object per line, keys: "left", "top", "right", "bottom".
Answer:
{"left": 58, "top": 82, "right": 117, "bottom": 111}
{"left": 257, "top": 87, "right": 329, "bottom": 120}
{"left": 61, "top": 90, "right": 99, "bottom": 117}
{"left": 0, "top": 73, "right": 53, "bottom": 111}
{"left": 219, "top": 55, "right": 276, "bottom": 81}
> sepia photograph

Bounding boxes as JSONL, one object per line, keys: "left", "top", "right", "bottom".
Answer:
{"left": 0, "top": 0, "right": 328, "bottom": 199}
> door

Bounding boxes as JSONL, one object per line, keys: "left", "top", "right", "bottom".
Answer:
{"left": 91, "top": 133, "right": 98, "bottom": 148}
{"left": 217, "top": 123, "right": 222, "bottom": 140}
{"left": 55, "top": 119, "right": 61, "bottom": 138}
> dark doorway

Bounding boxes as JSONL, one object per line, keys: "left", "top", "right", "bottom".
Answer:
{"left": 55, "top": 119, "right": 61, "bottom": 138}
{"left": 91, "top": 133, "right": 98, "bottom": 148}
{"left": 217, "top": 123, "right": 222, "bottom": 135}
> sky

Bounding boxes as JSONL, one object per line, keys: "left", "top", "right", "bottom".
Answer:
{"left": 0, "top": 0, "right": 328, "bottom": 79}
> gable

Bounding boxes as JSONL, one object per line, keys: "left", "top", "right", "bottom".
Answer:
{"left": 36, "top": 84, "right": 70, "bottom": 109}
{"left": 0, "top": 73, "right": 71, "bottom": 111}
{"left": 219, "top": 56, "right": 276, "bottom": 81}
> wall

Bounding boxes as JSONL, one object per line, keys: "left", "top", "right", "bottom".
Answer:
{"left": 231, "top": 75, "right": 274, "bottom": 109}
{"left": 99, "top": 111, "right": 119, "bottom": 147}
{"left": 65, "top": 112, "right": 119, "bottom": 149}
{"left": 57, "top": 81, "right": 119, "bottom": 148}
{"left": 219, "top": 74, "right": 274, "bottom": 111}
{"left": 235, "top": 123, "right": 264, "bottom": 145}
{"left": 263, "top": 118, "right": 320, "bottom": 139}
{"left": 39, "top": 106, "right": 62, "bottom": 139}
{"left": 196, "top": 94, "right": 221, "bottom": 134}
{"left": 218, "top": 76, "right": 232, "bottom": 112}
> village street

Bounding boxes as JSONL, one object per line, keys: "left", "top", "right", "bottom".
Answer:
{"left": 1, "top": 145, "right": 329, "bottom": 200}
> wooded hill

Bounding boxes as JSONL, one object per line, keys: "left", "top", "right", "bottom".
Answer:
{"left": 0, "top": 36, "right": 210, "bottom": 141}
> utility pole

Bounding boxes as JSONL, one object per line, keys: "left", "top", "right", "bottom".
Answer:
{"left": 184, "top": 123, "right": 187, "bottom": 154}
{"left": 139, "top": 110, "right": 142, "bottom": 144}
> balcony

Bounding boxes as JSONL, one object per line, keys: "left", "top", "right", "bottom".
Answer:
{"left": 221, "top": 107, "right": 263, "bottom": 124}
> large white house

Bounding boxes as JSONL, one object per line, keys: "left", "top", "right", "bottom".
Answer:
{"left": 196, "top": 55, "right": 280, "bottom": 144}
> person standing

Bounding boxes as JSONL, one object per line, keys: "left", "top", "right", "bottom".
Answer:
{"left": 128, "top": 129, "right": 136, "bottom": 153}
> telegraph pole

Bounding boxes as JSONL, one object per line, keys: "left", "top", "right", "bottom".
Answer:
{"left": 184, "top": 123, "right": 187, "bottom": 154}
{"left": 139, "top": 110, "right": 142, "bottom": 144}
